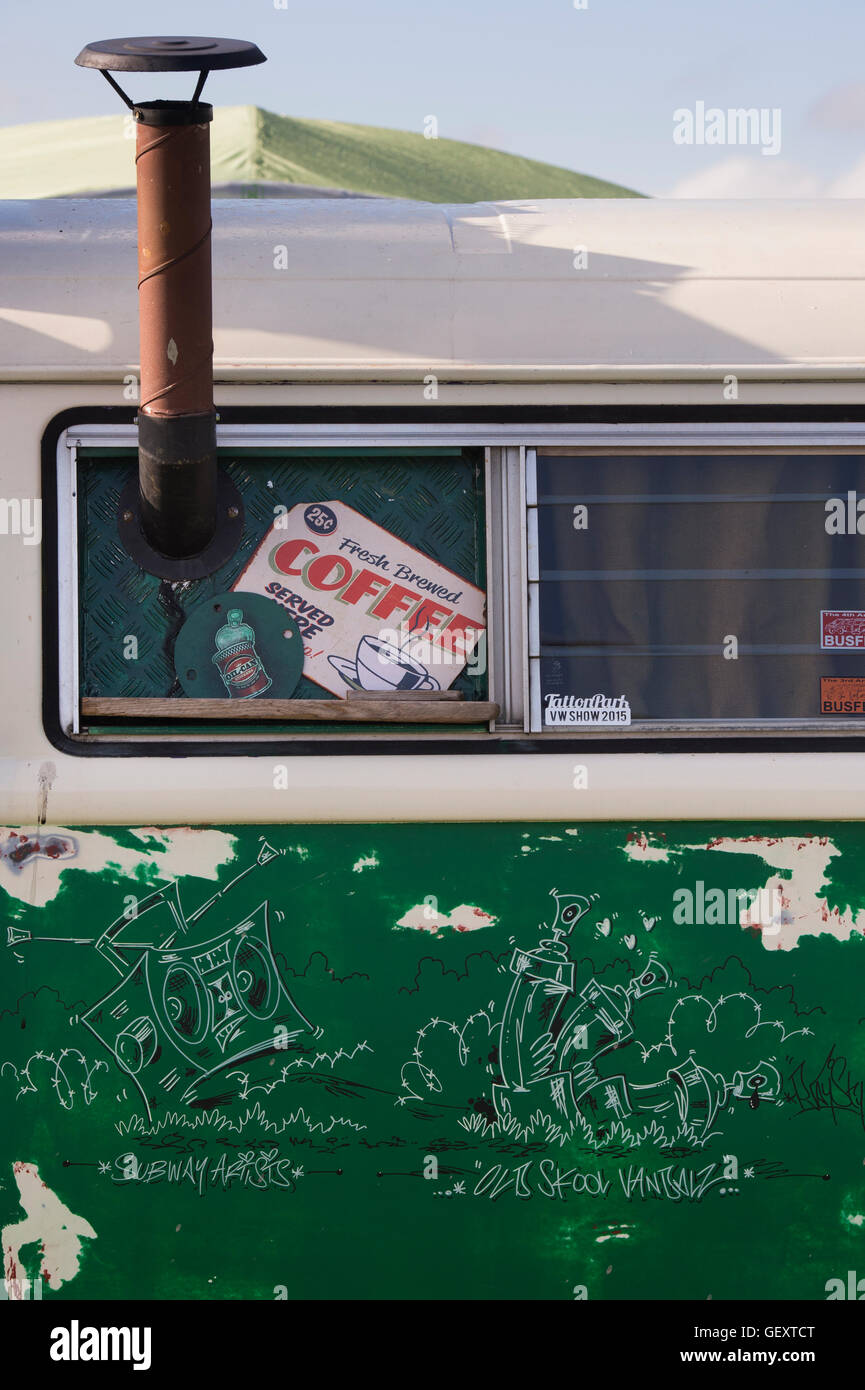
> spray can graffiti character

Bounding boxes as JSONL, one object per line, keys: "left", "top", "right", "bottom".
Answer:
{"left": 492, "top": 889, "right": 781, "bottom": 1138}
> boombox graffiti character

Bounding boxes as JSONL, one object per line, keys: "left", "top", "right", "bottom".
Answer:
{"left": 7, "top": 842, "right": 316, "bottom": 1123}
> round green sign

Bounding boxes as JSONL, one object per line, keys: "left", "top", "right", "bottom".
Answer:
{"left": 173, "top": 591, "right": 304, "bottom": 700}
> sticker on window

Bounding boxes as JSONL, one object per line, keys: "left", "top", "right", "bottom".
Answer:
{"left": 821, "top": 611, "right": 865, "bottom": 649}
{"left": 820, "top": 678, "right": 865, "bottom": 714}
{"left": 544, "top": 694, "right": 632, "bottom": 727}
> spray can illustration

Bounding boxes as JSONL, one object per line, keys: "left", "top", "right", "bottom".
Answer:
{"left": 212, "top": 609, "right": 272, "bottom": 699}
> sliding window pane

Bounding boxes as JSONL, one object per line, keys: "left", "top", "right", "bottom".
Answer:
{"left": 535, "top": 453, "right": 865, "bottom": 723}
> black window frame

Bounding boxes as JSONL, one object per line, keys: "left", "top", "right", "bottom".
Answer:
{"left": 42, "top": 404, "right": 865, "bottom": 758}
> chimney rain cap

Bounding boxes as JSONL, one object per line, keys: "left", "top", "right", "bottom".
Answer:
{"left": 75, "top": 36, "right": 266, "bottom": 73}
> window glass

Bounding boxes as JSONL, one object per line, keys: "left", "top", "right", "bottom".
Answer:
{"left": 77, "top": 447, "right": 487, "bottom": 722}
{"left": 533, "top": 452, "right": 865, "bottom": 725}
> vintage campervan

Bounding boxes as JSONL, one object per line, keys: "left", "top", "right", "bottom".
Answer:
{"left": 1, "top": 34, "right": 864, "bottom": 1304}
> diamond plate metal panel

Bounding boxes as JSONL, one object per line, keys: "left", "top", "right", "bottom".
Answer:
{"left": 79, "top": 450, "right": 487, "bottom": 701}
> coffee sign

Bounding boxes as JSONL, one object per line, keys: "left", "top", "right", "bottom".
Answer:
{"left": 233, "top": 501, "right": 486, "bottom": 697}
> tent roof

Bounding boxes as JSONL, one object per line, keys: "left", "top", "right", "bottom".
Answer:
{"left": 0, "top": 105, "right": 641, "bottom": 202}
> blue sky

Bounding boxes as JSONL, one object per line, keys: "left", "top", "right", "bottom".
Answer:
{"left": 3, "top": 0, "right": 865, "bottom": 195}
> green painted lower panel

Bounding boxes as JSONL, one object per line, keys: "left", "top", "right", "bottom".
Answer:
{"left": 1, "top": 821, "right": 864, "bottom": 1301}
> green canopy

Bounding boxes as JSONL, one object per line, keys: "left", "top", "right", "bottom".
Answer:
{"left": 0, "top": 105, "right": 641, "bottom": 201}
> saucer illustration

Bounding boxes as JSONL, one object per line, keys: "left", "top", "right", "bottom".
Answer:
{"left": 327, "top": 654, "right": 366, "bottom": 692}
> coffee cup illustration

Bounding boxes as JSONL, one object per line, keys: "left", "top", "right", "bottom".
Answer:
{"left": 328, "top": 635, "right": 440, "bottom": 692}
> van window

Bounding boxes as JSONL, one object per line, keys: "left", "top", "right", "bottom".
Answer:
{"left": 530, "top": 450, "right": 865, "bottom": 729}
{"left": 61, "top": 438, "right": 492, "bottom": 746}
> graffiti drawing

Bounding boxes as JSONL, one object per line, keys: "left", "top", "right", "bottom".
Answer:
{"left": 8, "top": 841, "right": 316, "bottom": 1123}
{"left": 1, "top": 824, "right": 863, "bottom": 1300}
{"left": 492, "top": 888, "right": 780, "bottom": 1140}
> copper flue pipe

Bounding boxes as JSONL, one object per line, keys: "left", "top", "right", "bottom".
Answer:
{"left": 135, "top": 100, "right": 217, "bottom": 558}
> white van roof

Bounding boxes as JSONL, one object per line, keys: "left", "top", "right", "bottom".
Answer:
{"left": 0, "top": 197, "right": 862, "bottom": 381}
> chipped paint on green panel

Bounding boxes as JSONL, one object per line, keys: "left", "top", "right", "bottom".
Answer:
{"left": 2, "top": 822, "right": 865, "bottom": 1301}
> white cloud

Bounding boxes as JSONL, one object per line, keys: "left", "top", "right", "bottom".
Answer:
{"left": 662, "top": 81, "right": 865, "bottom": 198}
{"left": 808, "top": 82, "right": 865, "bottom": 133}
{"left": 665, "top": 150, "right": 865, "bottom": 200}
{"left": 666, "top": 156, "right": 821, "bottom": 199}
{"left": 825, "top": 156, "right": 865, "bottom": 197}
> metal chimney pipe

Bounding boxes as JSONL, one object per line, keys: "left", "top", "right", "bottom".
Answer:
{"left": 135, "top": 100, "right": 217, "bottom": 557}
{"left": 75, "top": 37, "right": 266, "bottom": 563}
